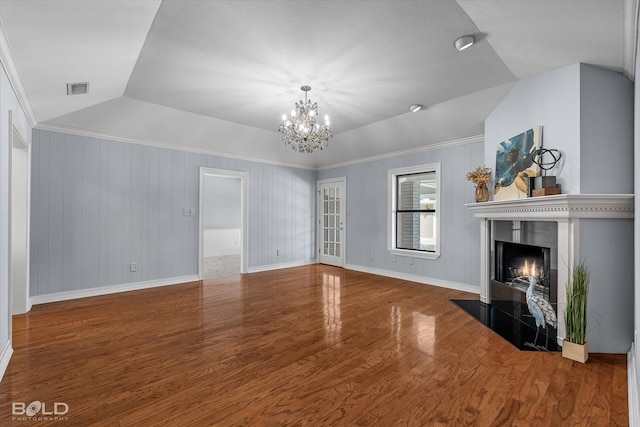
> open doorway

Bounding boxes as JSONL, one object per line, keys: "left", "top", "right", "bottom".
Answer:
{"left": 10, "top": 112, "right": 30, "bottom": 314}
{"left": 198, "top": 168, "right": 248, "bottom": 279}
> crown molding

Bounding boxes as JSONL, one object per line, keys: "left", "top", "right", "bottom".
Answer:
{"left": 37, "top": 122, "right": 484, "bottom": 173}
{"left": 35, "top": 122, "right": 318, "bottom": 171}
{"left": 0, "top": 19, "right": 38, "bottom": 127}
{"left": 466, "top": 194, "right": 635, "bottom": 220}
{"left": 317, "top": 135, "right": 484, "bottom": 170}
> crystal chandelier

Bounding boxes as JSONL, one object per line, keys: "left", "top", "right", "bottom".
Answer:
{"left": 279, "top": 85, "right": 332, "bottom": 153}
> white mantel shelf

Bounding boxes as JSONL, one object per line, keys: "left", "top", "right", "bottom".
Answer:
{"left": 465, "top": 194, "right": 634, "bottom": 220}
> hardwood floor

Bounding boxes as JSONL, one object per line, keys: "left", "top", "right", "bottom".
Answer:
{"left": 0, "top": 265, "right": 628, "bottom": 426}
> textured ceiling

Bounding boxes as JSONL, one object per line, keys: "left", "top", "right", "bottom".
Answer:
{"left": 0, "top": 0, "right": 632, "bottom": 168}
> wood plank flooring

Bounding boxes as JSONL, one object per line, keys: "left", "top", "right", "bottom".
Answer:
{"left": 0, "top": 265, "right": 628, "bottom": 426}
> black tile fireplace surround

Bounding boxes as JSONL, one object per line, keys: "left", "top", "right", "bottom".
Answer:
{"left": 452, "top": 299, "right": 559, "bottom": 351}
{"left": 455, "top": 220, "right": 560, "bottom": 351}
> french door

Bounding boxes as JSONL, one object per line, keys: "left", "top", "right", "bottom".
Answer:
{"left": 317, "top": 178, "right": 346, "bottom": 267}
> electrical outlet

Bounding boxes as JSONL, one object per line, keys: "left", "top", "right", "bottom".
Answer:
{"left": 189, "top": 208, "right": 196, "bottom": 216}
{"left": 183, "top": 208, "right": 189, "bottom": 216}
{"left": 369, "top": 251, "right": 375, "bottom": 260}
{"left": 392, "top": 255, "right": 397, "bottom": 263}
{"left": 409, "top": 257, "right": 414, "bottom": 265}
{"left": 130, "top": 262, "right": 138, "bottom": 272}
{"left": 277, "top": 249, "right": 282, "bottom": 256}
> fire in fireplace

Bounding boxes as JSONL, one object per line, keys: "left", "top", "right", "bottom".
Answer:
{"left": 495, "top": 241, "right": 551, "bottom": 300}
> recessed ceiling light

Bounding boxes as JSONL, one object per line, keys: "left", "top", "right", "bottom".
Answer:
{"left": 454, "top": 35, "right": 475, "bottom": 51}
{"left": 409, "top": 104, "right": 424, "bottom": 113}
{"left": 66, "top": 82, "right": 89, "bottom": 95}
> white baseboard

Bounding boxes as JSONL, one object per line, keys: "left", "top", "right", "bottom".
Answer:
{"left": 0, "top": 340, "right": 13, "bottom": 382}
{"left": 629, "top": 343, "right": 639, "bottom": 426}
{"left": 345, "top": 263, "right": 480, "bottom": 295}
{"left": 247, "top": 259, "right": 317, "bottom": 274}
{"left": 30, "top": 275, "right": 200, "bottom": 305}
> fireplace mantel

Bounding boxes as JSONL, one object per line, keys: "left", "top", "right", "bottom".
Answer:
{"left": 465, "top": 194, "right": 634, "bottom": 220}
{"left": 465, "top": 193, "right": 634, "bottom": 346}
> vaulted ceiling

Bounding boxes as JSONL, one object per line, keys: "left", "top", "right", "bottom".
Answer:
{"left": 0, "top": 0, "right": 634, "bottom": 168}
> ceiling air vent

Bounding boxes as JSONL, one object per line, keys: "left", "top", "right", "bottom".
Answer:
{"left": 66, "top": 82, "right": 89, "bottom": 95}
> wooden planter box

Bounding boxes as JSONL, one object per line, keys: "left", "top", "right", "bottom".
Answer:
{"left": 562, "top": 340, "right": 588, "bottom": 363}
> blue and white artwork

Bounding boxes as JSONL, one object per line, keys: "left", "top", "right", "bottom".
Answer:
{"left": 494, "top": 127, "right": 542, "bottom": 200}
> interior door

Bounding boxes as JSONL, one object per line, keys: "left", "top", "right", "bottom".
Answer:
{"left": 318, "top": 178, "right": 345, "bottom": 267}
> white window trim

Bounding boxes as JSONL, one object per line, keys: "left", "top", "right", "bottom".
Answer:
{"left": 387, "top": 163, "right": 441, "bottom": 260}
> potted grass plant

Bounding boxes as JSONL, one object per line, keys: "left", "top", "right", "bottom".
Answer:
{"left": 563, "top": 262, "right": 589, "bottom": 363}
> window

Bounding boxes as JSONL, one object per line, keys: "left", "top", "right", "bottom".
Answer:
{"left": 388, "top": 163, "right": 440, "bottom": 260}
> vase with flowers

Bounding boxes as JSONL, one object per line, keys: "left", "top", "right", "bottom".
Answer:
{"left": 466, "top": 166, "right": 492, "bottom": 202}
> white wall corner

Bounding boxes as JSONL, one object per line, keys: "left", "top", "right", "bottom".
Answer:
{"left": 623, "top": 0, "right": 639, "bottom": 81}
{"left": 0, "top": 21, "right": 38, "bottom": 127}
{"left": 629, "top": 342, "right": 640, "bottom": 426}
{"left": 0, "top": 339, "right": 13, "bottom": 382}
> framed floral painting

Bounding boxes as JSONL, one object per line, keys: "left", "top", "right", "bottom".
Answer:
{"left": 493, "top": 127, "right": 542, "bottom": 201}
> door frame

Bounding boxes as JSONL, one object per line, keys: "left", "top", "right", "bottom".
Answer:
{"left": 198, "top": 167, "right": 248, "bottom": 279}
{"left": 9, "top": 110, "right": 31, "bottom": 314}
{"left": 316, "top": 177, "right": 346, "bottom": 267}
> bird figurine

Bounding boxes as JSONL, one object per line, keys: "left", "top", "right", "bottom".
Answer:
{"left": 525, "top": 276, "right": 557, "bottom": 350}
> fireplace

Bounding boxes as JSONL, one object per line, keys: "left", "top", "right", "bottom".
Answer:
{"left": 465, "top": 194, "right": 634, "bottom": 352}
{"left": 488, "top": 221, "right": 558, "bottom": 349}
{"left": 491, "top": 241, "right": 558, "bottom": 349}
{"left": 454, "top": 220, "right": 560, "bottom": 350}
{"left": 494, "top": 241, "right": 552, "bottom": 301}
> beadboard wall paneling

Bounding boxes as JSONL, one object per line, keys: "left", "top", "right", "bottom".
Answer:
{"left": 30, "top": 130, "right": 316, "bottom": 296}
{"left": 318, "top": 140, "right": 482, "bottom": 289}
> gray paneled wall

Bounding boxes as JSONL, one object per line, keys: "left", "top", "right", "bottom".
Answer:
{"left": 579, "top": 218, "right": 634, "bottom": 353}
{"left": 318, "top": 141, "right": 483, "bottom": 288}
{"left": 30, "top": 130, "right": 316, "bottom": 296}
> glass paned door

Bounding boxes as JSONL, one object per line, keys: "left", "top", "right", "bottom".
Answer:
{"left": 318, "top": 179, "right": 345, "bottom": 267}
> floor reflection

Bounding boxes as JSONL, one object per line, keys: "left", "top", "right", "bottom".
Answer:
{"left": 322, "top": 272, "right": 342, "bottom": 345}
{"left": 390, "top": 306, "right": 402, "bottom": 353}
{"left": 390, "top": 307, "right": 436, "bottom": 355}
{"left": 412, "top": 312, "right": 436, "bottom": 355}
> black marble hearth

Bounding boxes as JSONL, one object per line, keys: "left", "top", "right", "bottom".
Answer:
{"left": 452, "top": 299, "right": 559, "bottom": 352}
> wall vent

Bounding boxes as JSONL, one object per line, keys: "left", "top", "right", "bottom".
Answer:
{"left": 66, "top": 82, "right": 89, "bottom": 95}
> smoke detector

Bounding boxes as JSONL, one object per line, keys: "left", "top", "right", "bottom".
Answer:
{"left": 66, "top": 82, "right": 89, "bottom": 95}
